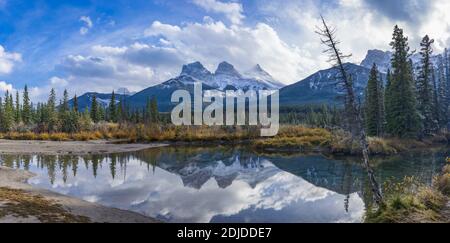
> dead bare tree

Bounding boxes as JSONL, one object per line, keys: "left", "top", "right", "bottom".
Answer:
{"left": 316, "top": 16, "right": 383, "bottom": 205}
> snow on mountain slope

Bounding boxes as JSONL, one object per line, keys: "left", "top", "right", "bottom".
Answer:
{"left": 180, "top": 61, "right": 285, "bottom": 91}
{"left": 361, "top": 48, "right": 447, "bottom": 73}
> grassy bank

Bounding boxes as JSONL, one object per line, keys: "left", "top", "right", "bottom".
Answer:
{"left": 0, "top": 124, "right": 448, "bottom": 155}
{"left": 365, "top": 165, "right": 450, "bottom": 223}
{"left": 253, "top": 127, "right": 449, "bottom": 155}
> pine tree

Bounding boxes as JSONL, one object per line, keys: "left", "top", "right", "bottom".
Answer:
{"left": 14, "top": 91, "right": 21, "bottom": 123}
{"left": 90, "top": 94, "right": 99, "bottom": 123}
{"left": 145, "top": 97, "right": 151, "bottom": 123}
{"left": 445, "top": 49, "right": 450, "bottom": 129}
{"left": 437, "top": 57, "right": 448, "bottom": 128}
{"left": 377, "top": 74, "right": 386, "bottom": 135}
{"left": 2, "top": 91, "right": 14, "bottom": 131}
{"left": 108, "top": 91, "right": 117, "bottom": 122}
{"left": 364, "top": 64, "right": 384, "bottom": 137}
{"left": 150, "top": 97, "right": 159, "bottom": 123}
{"left": 47, "top": 88, "right": 58, "bottom": 132}
{"left": 385, "top": 25, "right": 421, "bottom": 137}
{"left": 61, "top": 89, "right": 69, "bottom": 113}
{"left": 117, "top": 97, "right": 124, "bottom": 123}
{"left": 73, "top": 94, "right": 78, "bottom": 113}
{"left": 431, "top": 66, "right": 440, "bottom": 129}
{"left": 22, "top": 85, "right": 31, "bottom": 125}
{"left": 446, "top": 49, "right": 450, "bottom": 96}
{"left": 80, "top": 107, "right": 92, "bottom": 130}
{"left": 416, "top": 35, "right": 438, "bottom": 136}
{"left": 0, "top": 97, "right": 3, "bottom": 131}
{"left": 384, "top": 69, "right": 393, "bottom": 130}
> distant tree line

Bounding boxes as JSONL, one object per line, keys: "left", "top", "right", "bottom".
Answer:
{"left": 0, "top": 88, "right": 160, "bottom": 133}
{"left": 280, "top": 105, "right": 344, "bottom": 128}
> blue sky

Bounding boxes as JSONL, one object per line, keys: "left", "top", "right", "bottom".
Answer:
{"left": 0, "top": 0, "right": 449, "bottom": 101}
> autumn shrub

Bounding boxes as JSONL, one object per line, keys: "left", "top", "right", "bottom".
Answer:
{"left": 252, "top": 126, "right": 332, "bottom": 151}
{"left": 435, "top": 172, "right": 450, "bottom": 196}
{"left": 365, "top": 176, "right": 446, "bottom": 223}
{"left": 48, "top": 133, "right": 70, "bottom": 141}
{"left": 368, "top": 137, "right": 398, "bottom": 155}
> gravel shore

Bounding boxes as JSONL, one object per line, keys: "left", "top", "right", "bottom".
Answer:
{"left": 0, "top": 139, "right": 168, "bottom": 155}
{"left": 0, "top": 139, "right": 167, "bottom": 223}
{"left": 0, "top": 166, "right": 160, "bottom": 223}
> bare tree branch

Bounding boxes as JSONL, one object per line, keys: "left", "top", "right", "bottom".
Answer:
{"left": 316, "top": 16, "right": 383, "bottom": 205}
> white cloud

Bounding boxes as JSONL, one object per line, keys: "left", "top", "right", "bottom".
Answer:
{"left": 50, "top": 76, "right": 68, "bottom": 87}
{"left": 79, "top": 16, "right": 93, "bottom": 35}
{"left": 0, "top": 81, "right": 14, "bottom": 93}
{"left": 192, "top": 0, "right": 244, "bottom": 25}
{"left": 0, "top": 45, "right": 21, "bottom": 74}
{"left": 54, "top": 43, "right": 186, "bottom": 94}
{"left": 145, "top": 18, "right": 316, "bottom": 84}
{"left": 257, "top": 0, "right": 450, "bottom": 68}
{"left": 31, "top": 0, "right": 450, "bottom": 98}
{"left": 144, "top": 21, "right": 181, "bottom": 37}
{"left": 26, "top": 77, "right": 74, "bottom": 102}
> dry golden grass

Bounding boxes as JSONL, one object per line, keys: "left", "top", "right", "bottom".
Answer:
{"left": 435, "top": 172, "right": 450, "bottom": 196}
{"left": 367, "top": 163, "right": 450, "bottom": 223}
{"left": 365, "top": 177, "right": 447, "bottom": 223}
{"left": 0, "top": 124, "right": 447, "bottom": 156}
{"left": 252, "top": 126, "right": 332, "bottom": 151}
{"left": 0, "top": 187, "right": 90, "bottom": 223}
{"left": 367, "top": 137, "right": 398, "bottom": 155}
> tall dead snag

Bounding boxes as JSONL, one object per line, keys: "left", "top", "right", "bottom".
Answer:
{"left": 316, "top": 16, "right": 383, "bottom": 205}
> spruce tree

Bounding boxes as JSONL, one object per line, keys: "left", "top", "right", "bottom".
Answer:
{"left": 22, "top": 85, "right": 31, "bottom": 125}
{"left": 431, "top": 66, "right": 440, "bottom": 129}
{"left": 445, "top": 49, "right": 450, "bottom": 129}
{"left": 14, "top": 91, "right": 21, "bottom": 123}
{"left": 150, "top": 97, "right": 159, "bottom": 123}
{"left": 0, "top": 97, "right": 3, "bottom": 131}
{"left": 47, "top": 88, "right": 57, "bottom": 132}
{"left": 365, "top": 64, "right": 384, "bottom": 136}
{"left": 377, "top": 74, "right": 386, "bottom": 135}
{"left": 145, "top": 97, "right": 151, "bottom": 123}
{"left": 384, "top": 69, "right": 393, "bottom": 130}
{"left": 117, "top": 97, "right": 124, "bottom": 123}
{"left": 109, "top": 91, "right": 117, "bottom": 122}
{"left": 385, "top": 25, "right": 421, "bottom": 137}
{"left": 2, "top": 91, "right": 14, "bottom": 131}
{"left": 73, "top": 94, "right": 78, "bottom": 113}
{"left": 90, "top": 94, "right": 99, "bottom": 123}
{"left": 61, "top": 89, "right": 69, "bottom": 113}
{"left": 437, "top": 58, "right": 449, "bottom": 128}
{"left": 416, "top": 35, "right": 438, "bottom": 135}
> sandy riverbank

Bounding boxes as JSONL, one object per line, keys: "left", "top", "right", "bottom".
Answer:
{"left": 0, "top": 166, "right": 160, "bottom": 223}
{"left": 0, "top": 139, "right": 168, "bottom": 155}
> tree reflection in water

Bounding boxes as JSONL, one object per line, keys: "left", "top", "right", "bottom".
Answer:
{"left": 0, "top": 146, "right": 446, "bottom": 223}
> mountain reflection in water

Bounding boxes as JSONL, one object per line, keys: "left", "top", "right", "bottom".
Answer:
{"left": 0, "top": 146, "right": 446, "bottom": 223}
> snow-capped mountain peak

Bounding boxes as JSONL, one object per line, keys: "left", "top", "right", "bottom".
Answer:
{"left": 244, "top": 64, "right": 285, "bottom": 89}
{"left": 215, "top": 61, "right": 242, "bottom": 78}
{"left": 360, "top": 49, "right": 392, "bottom": 73}
{"left": 175, "top": 61, "right": 284, "bottom": 91}
{"left": 360, "top": 48, "right": 449, "bottom": 74}
{"left": 116, "top": 87, "right": 135, "bottom": 96}
{"left": 180, "top": 61, "right": 213, "bottom": 80}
